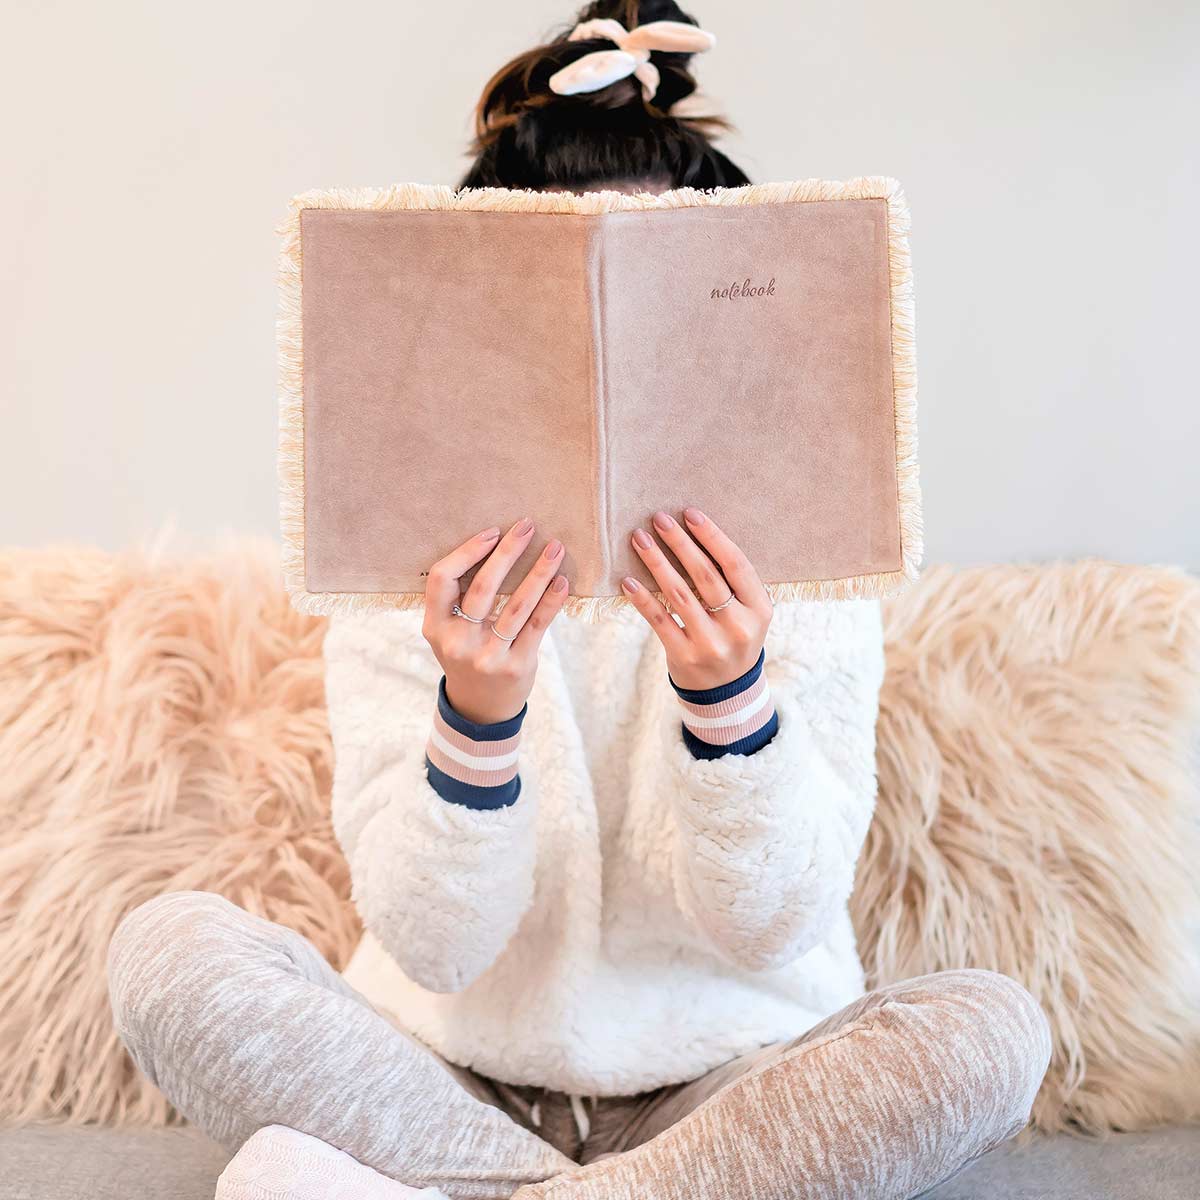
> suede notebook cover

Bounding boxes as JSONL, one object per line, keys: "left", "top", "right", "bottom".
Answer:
{"left": 278, "top": 178, "right": 920, "bottom": 618}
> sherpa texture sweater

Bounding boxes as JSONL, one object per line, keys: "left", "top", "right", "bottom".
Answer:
{"left": 325, "top": 597, "right": 885, "bottom": 1096}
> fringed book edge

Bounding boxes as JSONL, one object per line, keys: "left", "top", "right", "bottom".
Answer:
{"left": 277, "top": 177, "right": 921, "bottom": 622}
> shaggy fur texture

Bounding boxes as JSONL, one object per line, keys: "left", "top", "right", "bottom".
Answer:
{"left": 0, "top": 543, "right": 360, "bottom": 1125}
{"left": 853, "top": 562, "right": 1200, "bottom": 1134}
{"left": 277, "top": 177, "right": 920, "bottom": 619}
{"left": 0, "top": 548, "right": 1196, "bottom": 1131}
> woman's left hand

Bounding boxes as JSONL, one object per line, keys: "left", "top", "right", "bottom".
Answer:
{"left": 623, "top": 507, "right": 774, "bottom": 691}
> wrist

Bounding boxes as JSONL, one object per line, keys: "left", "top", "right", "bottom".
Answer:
{"left": 444, "top": 676, "right": 526, "bottom": 726}
{"left": 666, "top": 647, "right": 765, "bottom": 693}
{"left": 667, "top": 646, "right": 767, "bottom": 696}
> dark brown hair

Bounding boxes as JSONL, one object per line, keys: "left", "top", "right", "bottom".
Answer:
{"left": 458, "top": 0, "right": 749, "bottom": 192}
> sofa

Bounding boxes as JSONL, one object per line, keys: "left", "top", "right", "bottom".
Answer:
{"left": 1, "top": 1123, "right": 1199, "bottom": 1200}
{"left": 1, "top": 545, "right": 1197, "bottom": 1198}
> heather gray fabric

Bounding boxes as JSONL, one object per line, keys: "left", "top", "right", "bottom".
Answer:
{"left": 509, "top": 970, "right": 1050, "bottom": 1200}
{"left": 108, "top": 891, "right": 1054, "bottom": 1200}
{"left": 107, "top": 893, "right": 571, "bottom": 1200}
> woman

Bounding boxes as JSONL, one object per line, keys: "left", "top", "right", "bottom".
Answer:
{"left": 107, "top": 3, "right": 1051, "bottom": 1198}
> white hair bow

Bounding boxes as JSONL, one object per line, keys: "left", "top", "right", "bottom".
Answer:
{"left": 548, "top": 17, "right": 716, "bottom": 103}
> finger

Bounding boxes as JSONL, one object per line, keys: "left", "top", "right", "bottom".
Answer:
{"left": 650, "top": 510, "right": 732, "bottom": 610}
{"left": 425, "top": 525, "right": 502, "bottom": 613}
{"left": 681, "top": 508, "right": 768, "bottom": 608}
{"left": 630, "top": 527, "right": 708, "bottom": 626}
{"left": 492, "top": 538, "right": 566, "bottom": 641}
{"left": 461, "top": 517, "right": 536, "bottom": 616}
{"left": 619, "top": 575, "right": 689, "bottom": 656}
{"left": 512, "top": 572, "right": 570, "bottom": 653}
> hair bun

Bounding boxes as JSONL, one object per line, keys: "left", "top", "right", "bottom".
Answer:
{"left": 461, "top": 1, "right": 747, "bottom": 193}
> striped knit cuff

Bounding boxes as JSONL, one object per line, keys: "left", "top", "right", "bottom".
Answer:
{"left": 669, "top": 648, "right": 779, "bottom": 760}
{"left": 424, "top": 676, "right": 525, "bottom": 810}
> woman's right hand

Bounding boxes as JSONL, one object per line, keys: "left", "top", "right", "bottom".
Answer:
{"left": 422, "top": 518, "right": 569, "bottom": 725}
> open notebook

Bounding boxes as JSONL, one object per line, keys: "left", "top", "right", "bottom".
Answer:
{"left": 278, "top": 178, "right": 920, "bottom": 618}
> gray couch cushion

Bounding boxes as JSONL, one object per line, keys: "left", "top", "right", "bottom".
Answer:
{"left": 0, "top": 1127, "right": 227, "bottom": 1200}
{"left": 0, "top": 1124, "right": 1196, "bottom": 1199}
{"left": 925, "top": 1124, "right": 1200, "bottom": 1199}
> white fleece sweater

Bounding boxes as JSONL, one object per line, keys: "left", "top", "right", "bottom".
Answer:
{"left": 326, "top": 597, "right": 885, "bottom": 1096}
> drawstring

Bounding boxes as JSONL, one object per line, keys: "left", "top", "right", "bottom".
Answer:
{"left": 568, "top": 1092, "right": 592, "bottom": 1143}
{"left": 527, "top": 1090, "right": 593, "bottom": 1145}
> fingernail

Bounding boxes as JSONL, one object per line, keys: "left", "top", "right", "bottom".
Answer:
{"left": 544, "top": 538, "right": 563, "bottom": 560}
{"left": 478, "top": 526, "right": 501, "bottom": 541}
{"left": 552, "top": 574, "right": 569, "bottom": 593}
{"left": 621, "top": 576, "right": 641, "bottom": 594}
{"left": 684, "top": 507, "right": 705, "bottom": 525}
{"left": 632, "top": 528, "right": 653, "bottom": 549}
{"left": 652, "top": 510, "right": 675, "bottom": 532}
{"left": 514, "top": 517, "right": 533, "bottom": 536}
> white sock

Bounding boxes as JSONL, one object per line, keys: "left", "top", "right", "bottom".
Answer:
{"left": 215, "top": 1125, "right": 450, "bottom": 1200}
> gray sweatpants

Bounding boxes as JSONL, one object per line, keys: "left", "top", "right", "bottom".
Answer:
{"left": 108, "top": 891, "right": 1051, "bottom": 1200}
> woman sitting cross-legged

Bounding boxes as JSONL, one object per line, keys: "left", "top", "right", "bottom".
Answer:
{"left": 107, "top": 4, "right": 1051, "bottom": 1198}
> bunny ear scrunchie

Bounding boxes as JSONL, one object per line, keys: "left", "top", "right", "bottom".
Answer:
{"left": 548, "top": 18, "right": 717, "bottom": 103}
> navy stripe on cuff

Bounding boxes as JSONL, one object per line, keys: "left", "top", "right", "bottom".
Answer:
{"left": 424, "top": 755, "right": 523, "bottom": 810}
{"left": 680, "top": 709, "right": 779, "bottom": 759}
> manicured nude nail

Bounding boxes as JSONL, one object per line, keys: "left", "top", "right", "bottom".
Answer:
{"left": 514, "top": 517, "right": 534, "bottom": 535}
{"left": 652, "top": 510, "right": 675, "bottom": 532}
{"left": 621, "top": 576, "right": 641, "bottom": 594}
{"left": 684, "top": 507, "right": 706, "bottom": 525}
{"left": 544, "top": 538, "right": 563, "bottom": 560}
{"left": 632, "top": 528, "right": 653, "bottom": 549}
{"left": 478, "top": 526, "right": 501, "bottom": 541}
{"left": 552, "top": 574, "right": 569, "bottom": 593}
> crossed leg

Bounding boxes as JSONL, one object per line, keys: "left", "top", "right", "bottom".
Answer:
{"left": 107, "top": 891, "right": 573, "bottom": 1200}
{"left": 109, "top": 893, "right": 1051, "bottom": 1200}
{"left": 514, "top": 968, "right": 1052, "bottom": 1200}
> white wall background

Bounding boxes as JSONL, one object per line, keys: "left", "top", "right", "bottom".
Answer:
{"left": 3, "top": 0, "right": 1197, "bottom": 567}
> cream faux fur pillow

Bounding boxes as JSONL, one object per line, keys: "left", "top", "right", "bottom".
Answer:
{"left": 0, "top": 543, "right": 360, "bottom": 1125}
{"left": 0, "top": 548, "right": 1197, "bottom": 1132}
{"left": 852, "top": 562, "right": 1200, "bottom": 1134}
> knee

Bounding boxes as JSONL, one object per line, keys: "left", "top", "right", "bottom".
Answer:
{"left": 107, "top": 890, "right": 252, "bottom": 1048}
{"left": 915, "top": 968, "right": 1052, "bottom": 1130}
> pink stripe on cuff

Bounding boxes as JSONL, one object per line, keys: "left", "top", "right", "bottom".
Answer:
{"left": 426, "top": 706, "right": 521, "bottom": 789}
{"left": 426, "top": 741, "right": 520, "bottom": 789}
{"left": 432, "top": 707, "right": 521, "bottom": 759}
{"left": 677, "top": 673, "right": 776, "bottom": 748}
{"left": 676, "top": 672, "right": 769, "bottom": 722}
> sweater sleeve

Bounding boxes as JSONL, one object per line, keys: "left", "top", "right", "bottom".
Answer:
{"left": 661, "top": 599, "right": 885, "bottom": 972}
{"left": 669, "top": 648, "right": 779, "bottom": 758}
{"left": 323, "top": 611, "right": 538, "bottom": 994}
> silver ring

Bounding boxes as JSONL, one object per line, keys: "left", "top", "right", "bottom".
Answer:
{"left": 490, "top": 623, "right": 518, "bottom": 644}
{"left": 704, "top": 593, "right": 736, "bottom": 613}
{"left": 451, "top": 603, "right": 486, "bottom": 624}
